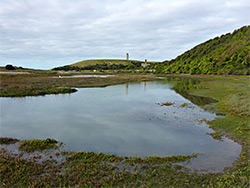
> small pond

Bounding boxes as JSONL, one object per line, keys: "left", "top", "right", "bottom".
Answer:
{"left": 0, "top": 78, "right": 241, "bottom": 173}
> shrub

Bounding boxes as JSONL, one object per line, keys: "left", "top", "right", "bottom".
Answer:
{"left": 5, "top": 64, "right": 15, "bottom": 70}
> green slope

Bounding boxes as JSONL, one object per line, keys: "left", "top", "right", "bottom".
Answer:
{"left": 53, "top": 59, "right": 144, "bottom": 71}
{"left": 53, "top": 59, "right": 160, "bottom": 71}
{"left": 153, "top": 26, "right": 250, "bottom": 75}
{"left": 71, "top": 59, "right": 142, "bottom": 67}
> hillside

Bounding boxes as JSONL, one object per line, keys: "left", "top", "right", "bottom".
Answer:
{"left": 53, "top": 59, "right": 159, "bottom": 71}
{"left": 152, "top": 26, "right": 250, "bottom": 75}
{"left": 72, "top": 59, "right": 141, "bottom": 67}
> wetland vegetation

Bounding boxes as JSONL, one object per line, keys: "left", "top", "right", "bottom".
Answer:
{"left": 0, "top": 71, "right": 157, "bottom": 97}
{"left": 1, "top": 71, "right": 249, "bottom": 187}
{"left": 1, "top": 140, "right": 201, "bottom": 187}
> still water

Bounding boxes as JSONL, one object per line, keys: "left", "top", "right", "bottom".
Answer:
{"left": 0, "top": 78, "right": 241, "bottom": 172}
{"left": 53, "top": 74, "right": 114, "bottom": 78}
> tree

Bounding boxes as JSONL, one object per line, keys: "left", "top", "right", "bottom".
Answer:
{"left": 5, "top": 64, "right": 15, "bottom": 70}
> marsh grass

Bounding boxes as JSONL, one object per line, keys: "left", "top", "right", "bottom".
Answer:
{"left": 0, "top": 138, "right": 209, "bottom": 188}
{"left": 19, "top": 138, "right": 63, "bottom": 153}
{"left": 2, "top": 138, "right": 248, "bottom": 187}
{"left": 0, "top": 137, "right": 19, "bottom": 144}
{"left": 0, "top": 73, "right": 157, "bottom": 97}
{"left": 157, "top": 102, "right": 175, "bottom": 106}
{"left": 179, "top": 103, "right": 194, "bottom": 108}
{"left": 223, "top": 92, "right": 250, "bottom": 117}
{"left": 206, "top": 132, "right": 223, "bottom": 140}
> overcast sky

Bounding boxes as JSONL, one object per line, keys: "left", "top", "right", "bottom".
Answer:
{"left": 0, "top": 0, "right": 249, "bottom": 69}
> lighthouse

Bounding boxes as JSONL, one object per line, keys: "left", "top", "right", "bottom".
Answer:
{"left": 126, "top": 53, "right": 129, "bottom": 60}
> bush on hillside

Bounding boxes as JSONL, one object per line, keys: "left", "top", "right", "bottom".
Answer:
{"left": 5, "top": 64, "right": 15, "bottom": 70}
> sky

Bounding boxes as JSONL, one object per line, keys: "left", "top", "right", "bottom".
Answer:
{"left": 0, "top": 0, "right": 249, "bottom": 69}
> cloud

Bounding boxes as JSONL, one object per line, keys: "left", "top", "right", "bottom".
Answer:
{"left": 0, "top": 0, "right": 249, "bottom": 69}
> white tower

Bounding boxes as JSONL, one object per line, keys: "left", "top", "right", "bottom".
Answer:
{"left": 126, "top": 53, "right": 129, "bottom": 60}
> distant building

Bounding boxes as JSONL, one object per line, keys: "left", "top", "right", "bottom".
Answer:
{"left": 141, "top": 59, "right": 150, "bottom": 68}
{"left": 126, "top": 53, "right": 129, "bottom": 60}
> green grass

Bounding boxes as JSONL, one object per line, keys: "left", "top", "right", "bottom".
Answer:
{"left": 19, "top": 138, "right": 63, "bottom": 153}
{"left": 188, "top": 76, "right": 250, "bottom": 141}
{"left": 72, "top": 59, "right": 137, "bottom": 67}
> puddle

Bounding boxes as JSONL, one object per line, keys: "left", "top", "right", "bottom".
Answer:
{"left": 179, "top": 137, "right": 241, "bottom": 173}
{"left": 0, "top": 143, "right": 67, "bottom": 164}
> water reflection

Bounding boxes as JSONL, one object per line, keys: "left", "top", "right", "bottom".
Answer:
{"left": 125, "top": 83, "right": 128, "bottom": 95}
{"left": 125, "top": 82, "right": 147, "bottom": 95}
{"left": 161, "top": 78, "right": 218, "bottom": 106}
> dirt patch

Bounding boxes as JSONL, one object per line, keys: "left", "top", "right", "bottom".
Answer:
{"left": 0, "top": 71, "right": 30, "bottom": 74}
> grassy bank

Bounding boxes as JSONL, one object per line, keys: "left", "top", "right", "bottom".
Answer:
{"left": 162, "top": 74, "right": 250, "bottom": 147}
{"left": 188, "top": 75, "right": 250, "bottom": 163}
{"left": 164, "top": 74, "right": 250, "bottom": 186}
{"left": 194, "top": 75, "right": 250, "bottom": 187}
{"left": 0, "top": 73, "right": 157, "bottom": 97}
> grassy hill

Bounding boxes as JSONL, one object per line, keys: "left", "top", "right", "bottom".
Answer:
{"left": 53, "top": 59, "right": 159, "bottom": 71}
{"left": 152, "top": 26, "right": 250, "bottom": 75}
{"left": 71, "top": 59, "right": 141, "bottom": 67}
